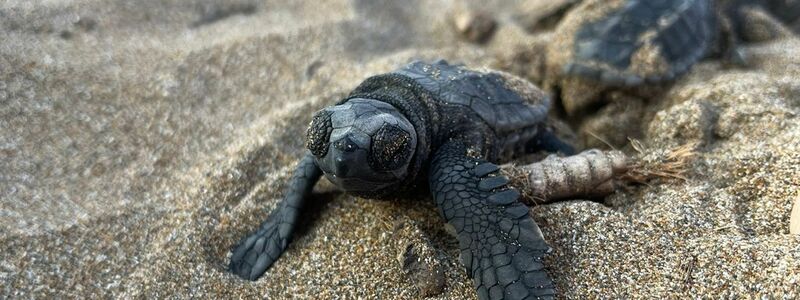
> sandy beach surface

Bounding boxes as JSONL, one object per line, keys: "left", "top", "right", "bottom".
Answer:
{"left": 2, "top": 0, "right": 799, "bottom": 298}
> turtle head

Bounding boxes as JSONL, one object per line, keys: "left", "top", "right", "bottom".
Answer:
{"left": 306, "top": 98, "right": 417, "bottom": 194}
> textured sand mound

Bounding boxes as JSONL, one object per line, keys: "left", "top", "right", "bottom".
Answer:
{"left": 2, "top": 0, "right": 798, "bottom": 298}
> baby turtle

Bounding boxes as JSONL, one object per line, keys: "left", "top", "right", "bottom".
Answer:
{"left": 544, "top": 0, "right": 793, "bottom": 115}
{"left": 229, "top": 60, "right": 574, "bottom": 300}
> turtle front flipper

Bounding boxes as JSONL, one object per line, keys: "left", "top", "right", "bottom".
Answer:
{"left": 429, "top": 142, "right": 555, "bottom": 300}
{"left": 229, "top": 154, "right": 322, "bottom": 281}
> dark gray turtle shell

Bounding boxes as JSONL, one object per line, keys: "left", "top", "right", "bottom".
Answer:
{"left": 393, "top": 60, "right": 550, "bottom": 134}
{"left": 562, "top": 0, "right": 715, "bottom": 86}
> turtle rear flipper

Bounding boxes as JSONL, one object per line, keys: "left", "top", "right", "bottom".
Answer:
{"left": 528, "top": 126, "right": 576, "bottom": 155}
{"left": 429, "top": 142, "right": 555, "bottom": 300}
{"left": 229, "top": 154, "right": 322, "bottom": 280}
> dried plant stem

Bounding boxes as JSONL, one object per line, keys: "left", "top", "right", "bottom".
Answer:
{"left": 504, "top": 141, "right": 697, "bottom": 204}
{"left": 503, "top": 149, "right": 628, "bottom": 204}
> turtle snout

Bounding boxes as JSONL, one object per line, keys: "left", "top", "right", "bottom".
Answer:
{"left": 324, "top": 136, "right": 369, "bottom": 178}
{"left": 333, "top": 157, "right": 349, "bottom": 176}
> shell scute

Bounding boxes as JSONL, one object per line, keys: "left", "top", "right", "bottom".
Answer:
{"left": 395, "top": 61, "right": 549, "bottom": 134}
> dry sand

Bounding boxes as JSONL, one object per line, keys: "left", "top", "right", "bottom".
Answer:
{"left": 1, "top": 0, "right": 799, "bottom": 298}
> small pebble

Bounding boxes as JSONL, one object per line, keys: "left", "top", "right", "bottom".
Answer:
{"left": 453, "top": 9, "right": 496, "bottom": 44}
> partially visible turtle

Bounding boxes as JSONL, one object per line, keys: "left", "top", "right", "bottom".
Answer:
{"left": 229, "top": 60, "right": 574, "bottom": 300}
{"left": 544, "top": 0, "right": 799, "bottom": 116}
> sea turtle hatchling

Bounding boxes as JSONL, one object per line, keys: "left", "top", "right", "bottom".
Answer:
{"left": 544, "top": 0, "right": 799, "bottom": 116}
{"left": 229, "top": 60, "right": 575, "bottom": 299}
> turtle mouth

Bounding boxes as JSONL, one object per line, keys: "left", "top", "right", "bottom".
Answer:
{"left": 323, "top": 173, "right": 395, "bottom": 192}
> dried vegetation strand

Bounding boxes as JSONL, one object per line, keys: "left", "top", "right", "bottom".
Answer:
{"left": 622, "top": 139, "right": 698, "bottom": 183}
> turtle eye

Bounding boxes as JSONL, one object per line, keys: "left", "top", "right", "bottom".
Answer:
{"left": 306, "top": 110, "right": 333, "bottom": 157}
{"left": 369, "top": 124, "right": 413, "bottom": 172}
